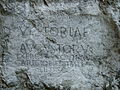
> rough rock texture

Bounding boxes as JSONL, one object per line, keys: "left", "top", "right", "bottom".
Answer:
{"left": 0, "top": 0, "right": 120, "bottom": 90}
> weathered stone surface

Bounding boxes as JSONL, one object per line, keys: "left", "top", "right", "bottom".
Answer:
{"left": 0, "top": 0, "right": 120, "bottom": 90}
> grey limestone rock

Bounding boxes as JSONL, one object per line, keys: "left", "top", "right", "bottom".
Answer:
{"left": 0, "top": 0, "right": 120, "bottom": 90}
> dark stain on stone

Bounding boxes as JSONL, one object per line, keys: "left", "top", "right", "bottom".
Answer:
{"left": 16, "top": 0, "right": 23, "bottom": 2}
{"left": 46, "top": 37, "right": 56, "bottom": 43}
{"left": 117, "top": 49, "right": 120, "bottom": 54}
{"left": 0, "top": 3, "right": 12, "bottom": 16}
{"left": 15, "top": 69, "right": 35, "bottom": 90}
{"left": 42, "top": 82, "right": 60, "bottom": 90}
{"left": 27, "top": 19, "right": 36, "bottom": 28}
{"left": 43, "top": 0, "right": 49, "bottom": 6}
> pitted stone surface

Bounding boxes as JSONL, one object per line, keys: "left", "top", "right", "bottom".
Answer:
{"left": 0, "top": 0, "right": 120, "bottom": 90}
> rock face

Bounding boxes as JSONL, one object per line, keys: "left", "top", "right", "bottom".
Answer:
{"left": 0, "top": 0, "right": 120, "bottom": 90}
